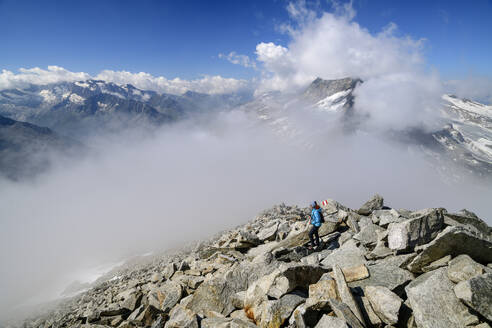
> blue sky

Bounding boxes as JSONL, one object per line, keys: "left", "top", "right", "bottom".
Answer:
{"left": 1, "top": 0, "right": 491, "bottom": 81}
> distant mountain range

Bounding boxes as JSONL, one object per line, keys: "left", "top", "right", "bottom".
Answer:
{"left": 0, "top": 80, "right": 251, "bottom": 138}
{"left": 0, "top": 77, "right": 490, "bottom": 180}
{"left": 0, "top": 114, "right": 81, "bottom": 180}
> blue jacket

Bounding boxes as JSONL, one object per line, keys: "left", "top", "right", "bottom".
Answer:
{"left": 311, "top": 208, "right": 322, "bottom": 227}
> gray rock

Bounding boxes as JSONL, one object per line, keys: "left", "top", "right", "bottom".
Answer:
{"left": 454, "top": 273, "right": 492, "bottom": 321}
{"left": 360, "top": 296, "right": 382, "bottom": 326}
{"left": 366, "top": 240, "right": 393, "bottom": 260}
{"left": 257, "top": 221, "right": 279, "bottom": 241}
{"left": 365, "top": 286, "right": 402, "bottom": 325}
{"left": 187, "top": 260, "right": 277, "bottom": 316}
{"left": 348, "top": 263, "right": 414, "bottom": 292}
{"left": 447, "top": 254, "right": 485, "bottom": 283}
{"left": 200, "top": 317, "right": 258, "bottom": 328}
{"left": 231, "top": 291, "right": 246, "bottom": 309}
{"left": 163, "top": 305, "right": 199, "bottom": 328}
{"left": 163, "top": 263, "right": 176, "bottom": 280}
{"left": 121, "top": 291, "right": 143, "bottom": 311}
{"left": 306, "top": 279, "right": 337, "bottom": 310}
{"left": 421, "top": 255, "right": 451, "bottom": 273}
{"left": 375, "top": 253, "right": 417, "bottom": 269}
{"left": 407, "top": 226, "right": 492, "bottom": 273}
{"left": 358, "top": 194, "right": 384, "bottom": 215}
{"left": 148, "top": 281, "right": 182, "bottom": 313}
{"left": 314, "top": 314, "right": 350, "bottom": 328}
{"left": 373, "top": 209, "right": 404, "bottom": 227}
{"left": 328, "top": 298, "right": 365, "bottom": 328}
{"left": 151, "top": 273, "right": 163, "bottom": 283}
{"left": 388, "top": 208, "right": 444, "bottom": 252}
{"left": 319, "top": 198, "right": 339, "bottom": 215}
{"left": 405, "top": 267, "right": 479, "bottom": 328}
{"left": 320, "top": 239, "right": 367, "bottom": 270}
{"left": 333, "top": 265, "right": 365, "bottom": 325}
{"left": 346, "top": 212, "right": 361, "bottom": 233}
{"left": 256, "top": 294, "right": 305, "bottom": 328}
{"left": 266, "top": 264, "right": 327, "bottom": 299}
{"left": 353, "top": 222, "right": 384, "bottom": 247}
{"left": 445, "top": 210, "right": 491, "bottom": 237}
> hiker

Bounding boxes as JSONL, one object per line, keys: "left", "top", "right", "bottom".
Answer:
{"left": 308, "top": 201, "right": 322, "bottom": 249}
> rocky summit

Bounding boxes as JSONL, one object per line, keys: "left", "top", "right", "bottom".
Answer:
{"left": 9, "top": 195, "right": 492, "bottom": 328}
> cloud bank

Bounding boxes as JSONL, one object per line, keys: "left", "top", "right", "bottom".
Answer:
{"left": 1, "top": 108, "right": 491, "bottom": 322}
{"left": 250, "top": 1, "right": 444, "bottom": 130}
{"left": 0, "top": 67, "right": 250, "bottom": 95}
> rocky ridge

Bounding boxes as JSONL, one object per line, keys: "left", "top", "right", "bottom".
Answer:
{"left": 8, "top": 196, "right": 492, "bottom": 328}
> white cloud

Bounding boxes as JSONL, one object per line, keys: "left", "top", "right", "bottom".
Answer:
{"left": 0, "top": 66, "right": 90, "bottom": 90}
{"left": 218, "top": 52, "right": 256, "bottom": 68}
{"left": 445, "top": 77, "right": 492, "bottom": 105}
{"left": 254, "top": 0, "right": 442, "bottom": 130}
{"left": 0, "top": 67, "right": 251, "bottom": 95}
{"left": 95, "top": 70, "right": 251, "bottom": 95}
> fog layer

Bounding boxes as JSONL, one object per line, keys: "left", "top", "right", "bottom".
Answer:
{"left": 1, "top": 108, "right": 491, "bottom": 320}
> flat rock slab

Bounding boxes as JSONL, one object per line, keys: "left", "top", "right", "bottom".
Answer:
{"left": 405, "top": 267, "right": 479, "bottom": 328}
{"left": 320, "top": 239, "right": 367, "bottom": 270}
{"left": 407, "top": 226, "right": 492, "bottom": 273}
{"left": 329, "top": 264, "right": 369, "bottom": 283}
{"left": 348, "top": 263, "right": 414, "bottom": 292}
{"left": 454, "top": 273, "right": 492, "bottom": 321}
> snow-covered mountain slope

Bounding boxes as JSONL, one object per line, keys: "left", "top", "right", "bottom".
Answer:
{"left": 241, "top": 77, "right": 492, "bottom": 177}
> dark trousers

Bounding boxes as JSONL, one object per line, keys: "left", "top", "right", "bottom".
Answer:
{"left": 309, "top": 226, "right": 320, "bottom": 247}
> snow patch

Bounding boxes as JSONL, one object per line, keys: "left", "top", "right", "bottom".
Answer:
{"left": 39, "top": 89, "right": 56, "bottom": 103}
{"left": 74, "top": 81, "right": 90, "bottom": 88}
{"left": 68, "top": 93, "right": 85, "bottom": 104}
{"left": 315, "top": 89, "right": 351, "bottom": 111}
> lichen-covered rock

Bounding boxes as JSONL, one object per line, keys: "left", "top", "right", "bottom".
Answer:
{"left": 407, "top": 226, "right": 492, "bottom": 273}
{"left": 421, "top": 255, "right": 451, "bottom": 272}
{"left": 333, "top": 265, "right": 365, "bottom": 325}
{"left": 328, "top": 299, "right": 365, "bottom": 328}
{"left": 163, "top": 305, "right": 199, "bottom": 328}
{"left": 365, "top": 286, "right": 402, "bottom": 325}
{"left": 306, "top": 279, "right": 338, "bottom": 310}
{"left": 329, "top": 264, "right": 369, "bottom": 283}
{"left": 447, "top": 254, "right": 485, "bottom": 283}
{"left": 256, "top": 294, "right": 305, "bottom": 328}
{"left": 405, "top": 267, "right": 479, "bottom": 328}
{"left": 387, "top": 208, "right": 444, "bottom": 252}
{"left": 148, "top": 281, "right": 182, "bottom": 313}
{"left": 348, "top": 263, "right": 414, "bottom": 292}
{"left": 454, "top": 273, "right": 492, "bottom": 321}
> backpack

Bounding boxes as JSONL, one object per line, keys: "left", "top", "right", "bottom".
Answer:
{"left": 318, "top": 209, "right": 325, "bottom": 224}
